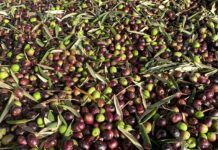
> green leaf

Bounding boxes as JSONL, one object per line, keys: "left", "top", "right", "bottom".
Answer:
{"left": 59, "top": 105, "right": 81, "bottom": 118}
{"left": 23, "top": 90, "right": 38, "bottom": 102}
{"left": 36, "top": 73, "right": 48, "bottom": 83}
{"left": 36, "top": 38, "right": 45, "bottom": 47}
{"left": 140, "top": 94, "right": 176, "bottom": 120}
{"left": 55, "top": 25, "right": 59, "bottom": 37}
{"left": 39, "top": 48, "right": 55, "bottom": 64}
{"left": 43, "top": 25, "right": 53, "bottom": 40}
{"left": 59, "top": 113, "right": 67, "bottom": 125}
{"left": 10, "top": 69, "right": 19, "bottom": 84}
{"left": 0, "top": 80, "right": 13, "bottom": 89}
{"left": 64, "top": 121, "right": 73, "bottom": 137}
{"left": 118, "top": 126, "right": 143, "bottom": 150}
{"left": 6, "top": 114, "right": 38, "bottom": 124}
{"left": 47, "top": 110, "right": 55, "bottom": 122}
{"left": 154, "top": 46, "right": 166, "bottom": 58}
{"left": 140, "top": 108, "right": 157, "bottom": 123}
{"left": 188, "top": 87, "right": 196, "bottom": 105}
{"left": 139, "top": 124, "right": 152, "bottom": 149}
{"left": 169, "top": 74, "right": 180, "bottom": 91}
{"left": 61, "top": 12, "right": 77, "bottom": 21}
{"left": 113, "top": 95, "right": 123, "bottom": 120}
{"left": 86, "top": 63, "right": 107, "bottom": 84}
{"left": 38, "top": 67, "right": 53, "bottom": 88}
{"left": 0, "top": 94, "right": 14, "bottom": 124}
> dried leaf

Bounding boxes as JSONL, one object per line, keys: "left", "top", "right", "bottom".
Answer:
{"left": 113, "top": 95, "right": 123, "bottom": 120}
{"left": 0, "top": 94, "right": 14, "bottom": 124}
{"left": 118, "top": 126, "right": 143, "bottom": 150}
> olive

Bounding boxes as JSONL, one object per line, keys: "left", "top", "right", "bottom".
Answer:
{"left": 17, "top": 136, "right": 27, "bottom": 145}
{"left": 11, "top": 106, "right": 22, "bottom": 117}
{"left": 155, "top": 129, "right": 167, "bottom": 139}
{"left": 94, "top": 141, "right": 107, "bottom": 150}
{"left": 92, "top": 127, "right": 100, "bottom": 137}
{"left": 84, "top": 113, "right": 94, "bottom": 125}
{"left": 27, "top": 134, "right": 38, "bottom": 148}
{"left": 2, "top": 134, "right": 14, "bottom": 145}
{"left": 96, "top": 113, "right": 105, "bottom": 123}
{"left": 176, "top": 122, "right": 188, "bottom": 131}
{"left": 199, "top": 138, "right": 211, "bottom": 149}
{"left": 63, "top": 140, "right": 73, "bottom": 150}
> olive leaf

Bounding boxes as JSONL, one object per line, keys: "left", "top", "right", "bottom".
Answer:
{"left": 36, "top": 38, "right": 45, "bottom": 47}
{"left": 86, "top": 63, "right": 107, "bottom": 84}
{"left": 47, "top": 110, "right": 55, "bottom": 122}
{"left": 23, "top": 90, "right": 38, "bottom": 102}
{"left": 140, "top": 108, "right": 157, "bottom": 124}
{"left": 118, "top": 126, "right": 143, "bottom": 150}
{"left": 36, "top": 117, "right": 61, "bottom": 139}
{"left": 0, "top": 94, "right": 14, "bottom": 124}
{"left": 59, "top": 105, "right": 81, "bottom": 118}
{"left": 10, "top": 69, "right": 19, "bottom": 84}
{"left": 168, "top": 74, "right": 180, "bottom": 91}
{"left": 188, "top": 87, "right": 196, "bottom": 105}
{"left": 139, "top": 124, "right": 152, "bottom": 149}
{"left": 36, "top": 73, "right": 48, "bottom": 83}
{"left": 113, "top": 95, "right": 123, "bottom": 120}
{"left": 43, "top": 25, "right": 53, "bottom": 40}
{"left": 39, "top": 47, "right": 55, "bottom": 64}
{"left": 0, "top": 80, "right": 13, "bottom": 89}
{"left": 64, "top": 121, "right": 73, "bottom": 137}
{"left": 6, "top": 114, "right": 39, "bottom": 125}
{"left": 140, "top": 94, "right": 177, "bottom": 121}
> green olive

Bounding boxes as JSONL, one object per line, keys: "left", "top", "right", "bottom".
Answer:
{"left": 181, "top": 131, "right": 190, "bottom": 140}
{"left": 88, "top": 87, "right": 96, "bottom": 94}
{"left": 104, "top": 87, "right": 112, "bottom": 94}
{"left": 59, "top": 124, "right": 67, "bottom": 134}
{"left": 109, "top": 66, "right": 117, "bottom": 74}
{"left": 33, "top": 91, "right": 42, "bottom": 101}
{"left": 2, "top": 134, "right": 14, "bottom": 145}
{"left": 11, "top": 64, "right": 20, "bottom": 72}
{"left": 176, "top": 122, "right": 188, "bottom": 131}
{"left": 96, "top": 113, "right": 105, "bottom": 123}
{"left": 0, "top": 71, "right": 9, "bottom": 79}
{"left": 143, "top": 90, "right": 150, "bottom": 99}
{"left": 92, "top": 127, "right": 100, "bottom": 137}
{"left": 195, "top": 111, "right": 204, "bottom": 119}
{"left": 151, "top": 28, "right": 159, "bottom": 36}
{"left": 92, "top": 91, "right": 101, "bottom": 99}
{"left": 143, "top": 122, "right": 152, "bottom": 133}
{"left": 187, "top": 137, "right": 196, "bottom": 148}
{"left": 116, "top": 120, "right": 125, "bottom": 129}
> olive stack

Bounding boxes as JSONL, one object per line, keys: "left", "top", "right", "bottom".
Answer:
{"left": 0, "top": 0, "right": 218, "bottom": 150}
